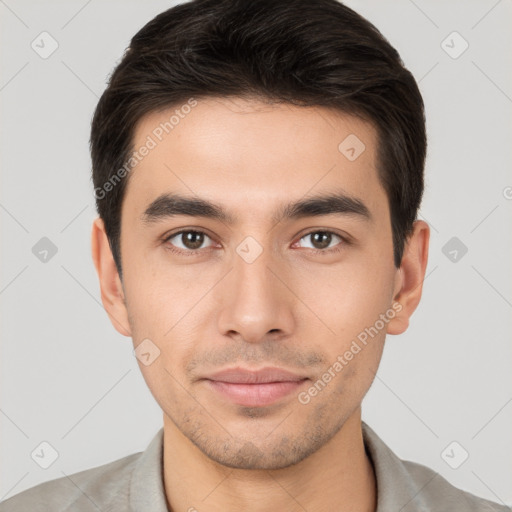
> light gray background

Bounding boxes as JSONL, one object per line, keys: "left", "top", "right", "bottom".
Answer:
{"left": 1, "top": 0, "right": 511, "bottom": 506}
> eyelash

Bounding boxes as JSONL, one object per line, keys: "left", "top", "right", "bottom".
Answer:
{"left": 162, "top": 229, "right": 350, "bottom": 257}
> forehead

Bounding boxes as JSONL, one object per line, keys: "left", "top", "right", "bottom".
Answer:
{"left": 122, "top": 97, "right": 387, "bottom": 224}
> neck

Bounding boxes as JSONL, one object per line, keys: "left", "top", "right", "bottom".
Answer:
{"left": 162, "top": 409, "right": 376, "bottom": 512}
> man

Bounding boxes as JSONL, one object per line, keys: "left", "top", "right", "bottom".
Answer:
{"left": 1, "top": 0, "right": 508, "bottom": 510}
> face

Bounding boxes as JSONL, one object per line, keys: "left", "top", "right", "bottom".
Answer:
{"left": 108, "top": 97, "right": 409, "bottom": 469}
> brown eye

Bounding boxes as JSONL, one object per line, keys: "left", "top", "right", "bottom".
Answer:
{"left": 165, "top": 230, "right": 213, "bottom": 252}
{"left": 181, "top": 231, "right": 205, "bottom": 250}
{"left": 311, "top": 232, "right": 333, "bottom": 249}
{"left": 298, "top": 231, "right": 343, "bottom": 251}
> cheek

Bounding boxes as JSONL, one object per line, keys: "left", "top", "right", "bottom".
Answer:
{"left": 290, "top": 258, "right": 393, "bottom": 394}
{"left": 124, "top": 271, "right": 206, "bottom": 372}
{"left": 292, "top": 257, "right": 394, "bottom": 334}
{"left": 124, "top": 255, "right": 195, "bottom": 329}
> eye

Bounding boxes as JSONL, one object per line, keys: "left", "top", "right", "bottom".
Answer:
{"left": 295, "top": 230, "right": 346, "bottom": 254}
{"left": 164, "top": 230, "right": 215, "bottom": 254}
{"left": 163, "top": 229, "right": 349, "bottom": 257}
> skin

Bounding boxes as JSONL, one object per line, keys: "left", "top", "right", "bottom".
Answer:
{"left": 91, "top": 97, "right": 429, "bottom": 512}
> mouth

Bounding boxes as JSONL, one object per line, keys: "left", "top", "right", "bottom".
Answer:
{"left": 201, "top": 367, "right": 310, "bottom": 407}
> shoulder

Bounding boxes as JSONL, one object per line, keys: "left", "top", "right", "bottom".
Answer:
{"left": 401, "top": 458, "right": 510, "bottom": 512}
{"left": 361, "top": 422, "right": 510, "bottom": 512}
{"left": 0, "top": 451, "right": 141, "bottom": 512}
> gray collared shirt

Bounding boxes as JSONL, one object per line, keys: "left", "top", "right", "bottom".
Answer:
{"left": 1, "top": 422, "right": 509, "bottom": 511}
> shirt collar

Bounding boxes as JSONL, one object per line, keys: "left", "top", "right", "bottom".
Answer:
{"left": 129, "top": 428, "right": 169, "bottom": 512}
{"left": 129, "top": 422, "right": 432, "bottom": 512}
{"left": 361, "top": 421, "right": 431, "bottom": 511}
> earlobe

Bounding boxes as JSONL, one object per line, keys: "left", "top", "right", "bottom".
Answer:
{"left": 91, "top": 217, "right": 132, "bottom": 337}
{"left": 386, "top": 220, "right": 430, "bottom": 336}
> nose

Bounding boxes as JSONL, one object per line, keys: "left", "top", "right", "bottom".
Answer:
{"left": 217, "top": 243, "right": 295, "bottom": 344}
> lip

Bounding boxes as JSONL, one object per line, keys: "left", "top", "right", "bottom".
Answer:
{"left": 205, "top": 367, "right": 307, "bottom": 384}
{"left": 202, "top": 367, "right": 309, "bottom": 407}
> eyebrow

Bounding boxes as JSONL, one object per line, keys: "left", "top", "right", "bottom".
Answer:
{"left": 141, "top": 191, "right": 372, "bottom": 226}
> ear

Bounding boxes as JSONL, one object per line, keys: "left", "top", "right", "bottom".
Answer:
{"left": 91, "top": 217, "right": 132, "bottom": 337}
{"left": 387, "top": 220, "right": 430, "bottom": 335}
